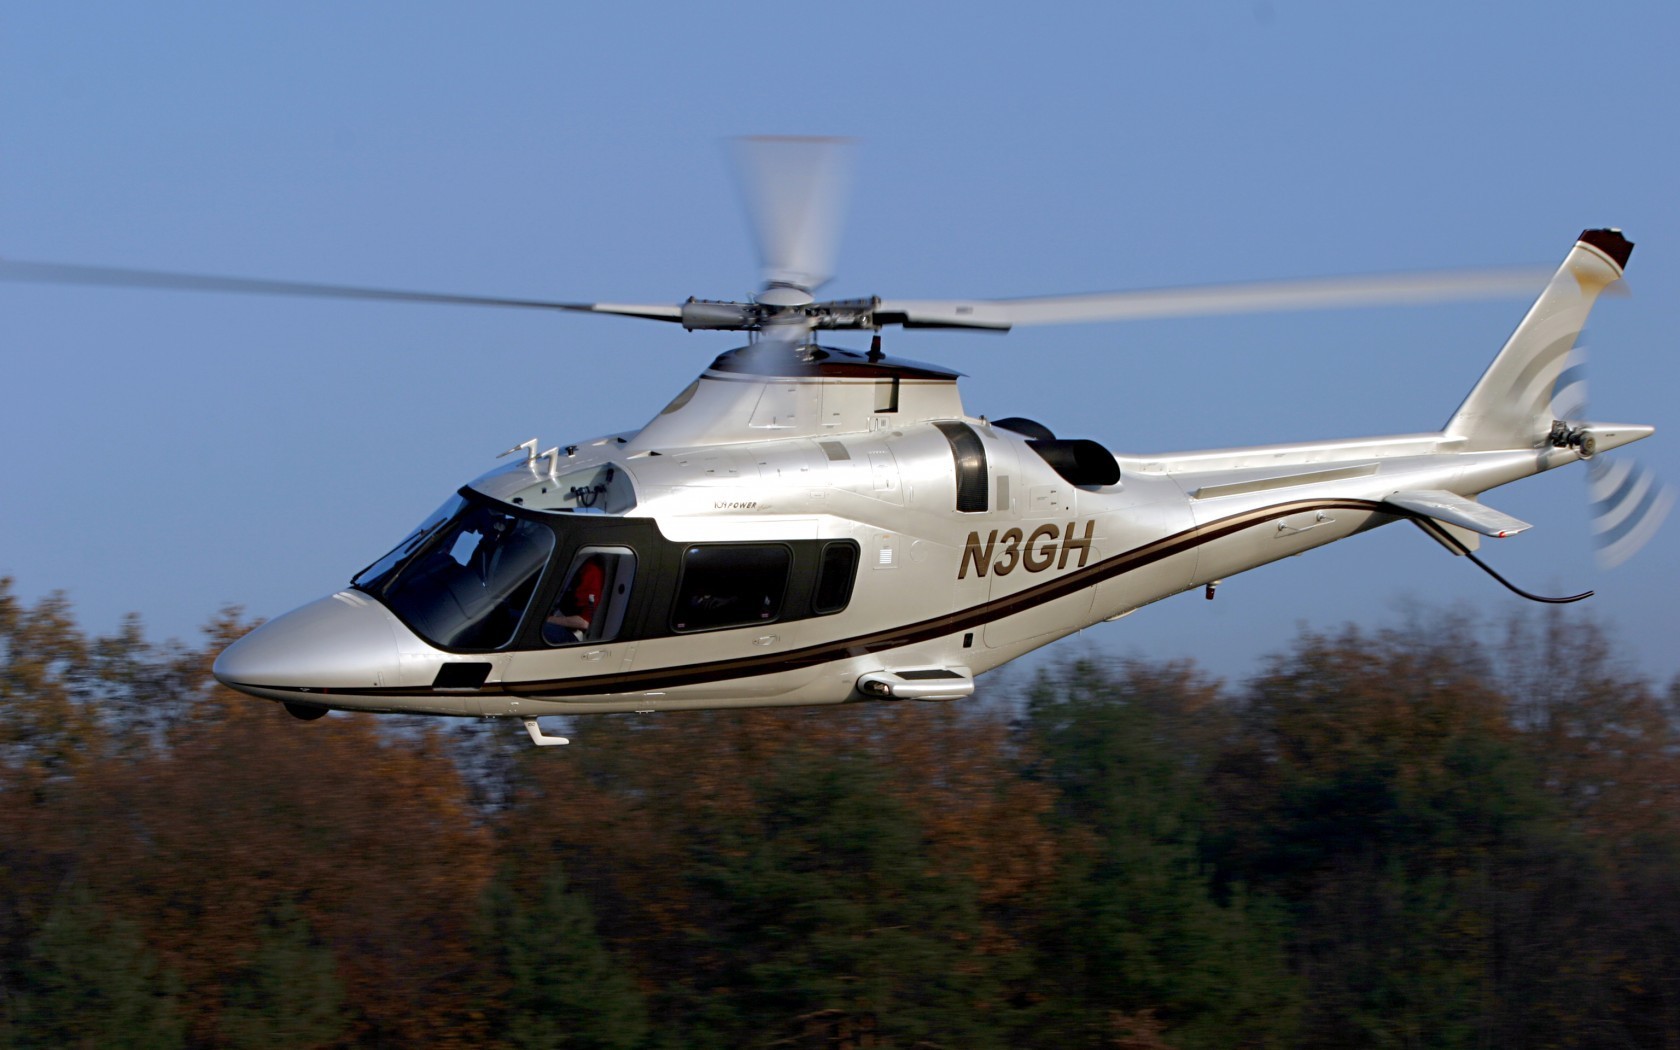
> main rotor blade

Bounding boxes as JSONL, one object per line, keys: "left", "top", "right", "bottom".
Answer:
{"left": 0, "top": 257, "right": 684, "bottom": 322}
{"left": 732, "top": 135, "right": 851, "bottom": 296}
{"left": 875, "top": 265, "right": 1556, "bottom": 330}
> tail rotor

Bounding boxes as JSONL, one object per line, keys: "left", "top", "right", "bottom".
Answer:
{"left": 1549, "top": 348, "right": 1672, "bottom": 568}
{"left": 1588, "top": 457, "right": 1674, "bottom": 568}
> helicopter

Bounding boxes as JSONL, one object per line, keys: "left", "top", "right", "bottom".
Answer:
{"left": 3, "top": 138, "right": 1667, "bottom": 746}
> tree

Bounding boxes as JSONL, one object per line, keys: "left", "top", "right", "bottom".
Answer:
{"left": 3, "top": 883, "right": 184, "bottom": 1049}
{"left": 0, "top": 579, "right": 98, "bottom": 779}
{"left": 1494, "top": 615, "right": 1680, "bottom": 1044}
{"left": 11, "top": 579, "right": 1680, "bottom": 1047}
{"left": 75, "top": 690, "right": 495, "bottom": 1045}
{"left": 1022, "top": 658, "right": 1300, "bottom": 1049}
{"left": 1210, "top": 621, "right": 1622, "bottom": 1048}
{"left": 676, "top": 747, "right": 1001, "bottom": 1048}
{"left": 215, "top": 899, "right": 347, "bottom": 1050}
{"left": 476, "top": 865, "right": 648, "bottom": 1050}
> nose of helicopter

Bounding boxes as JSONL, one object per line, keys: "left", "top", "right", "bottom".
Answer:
{"left": 214, "top": 591, "right": 403, "bottom": 694}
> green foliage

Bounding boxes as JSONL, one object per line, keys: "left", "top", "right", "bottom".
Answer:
{"left": 3, "top": 883, "right": 184, "bottom": 1050}
{"left": 1024, "top": 659, "right": 1301, "bottom": 1048}
{"left": 215, "top": 899, "right": 347, "bottom": 1050}
{"left": 476, "top": 866, "right": 649, "bottom": 1050}
{"left": 673, "top": 748, "right": 1002, "bottom": 1049}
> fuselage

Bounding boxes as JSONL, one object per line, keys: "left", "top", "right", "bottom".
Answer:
{"left": 212, "top": 341, "right": 1609, "bottom": 721}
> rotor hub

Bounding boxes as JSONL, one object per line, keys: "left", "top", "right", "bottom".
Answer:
{"left": 756, "top": 283, "right": 815, "bottom": 308}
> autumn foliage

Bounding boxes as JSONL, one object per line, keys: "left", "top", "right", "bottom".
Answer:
{"left": 2, "top": 578, "right": 1678, "bottom": 1048}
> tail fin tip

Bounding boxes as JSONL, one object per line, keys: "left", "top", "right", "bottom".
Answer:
{"left": 1578, "top": 228, "right": 1633, "bottom": 272}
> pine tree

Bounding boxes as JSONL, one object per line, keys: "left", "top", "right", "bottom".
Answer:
{"left": 476, "top": 865, "right": 649, "bottom": 1050}
{"left": 1022, "top": 658, "right": 1301, "bottom": 1048}
{"left": 677, "top": 748, "right": 1003, "bottom": 1049}
{"left": 215, "top": 899, "right": 347, "bottom": 1050}
{"left": 4, "top": 883, "right": 184, "bottom": 1049}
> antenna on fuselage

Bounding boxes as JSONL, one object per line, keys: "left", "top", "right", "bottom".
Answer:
{"left": 499, "top": 438, "right": 539, "bottom": 465}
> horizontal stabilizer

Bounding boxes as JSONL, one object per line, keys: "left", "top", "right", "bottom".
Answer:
{"left": 1384, "top": 490, "right": 1532, "bottom": 538}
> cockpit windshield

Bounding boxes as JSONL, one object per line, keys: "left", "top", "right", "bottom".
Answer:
{"left": 353, "top": 493, "right": 555, "bottom": 651}
{"left": 353, "top": 495, "right": 465, "bottom": 594}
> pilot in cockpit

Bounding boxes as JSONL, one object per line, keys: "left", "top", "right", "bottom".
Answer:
{"left": 543, "top": 554, "right": 605, "bottom": 645}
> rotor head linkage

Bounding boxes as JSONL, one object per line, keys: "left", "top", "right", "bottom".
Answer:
{"left": 679, "top": 295, "right": 885, "bottom": 332}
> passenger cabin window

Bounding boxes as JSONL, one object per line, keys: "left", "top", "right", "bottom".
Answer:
{"left": 812, "top": 541, "right": 859, "bottom": 615}
{"left": 672, "top": 545, "right": 791, "bottom": 632}
{"left": 542, "top": 547, "right": 636, "bottom": 646}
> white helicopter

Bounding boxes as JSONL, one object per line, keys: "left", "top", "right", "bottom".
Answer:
{"left": 5, "top": 139, "right": 1667, "bottom": 746}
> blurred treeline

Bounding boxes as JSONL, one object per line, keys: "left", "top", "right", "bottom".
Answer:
{"left": 2, "top": 578, "right": 1679, "bottom": 1049}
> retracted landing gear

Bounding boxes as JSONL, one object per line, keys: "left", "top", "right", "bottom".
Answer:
{"left": 855, "top": 667, "right": 975, "bottom": 701}
{"left": 522, "top": 718, "right": 570, "bottom": 747}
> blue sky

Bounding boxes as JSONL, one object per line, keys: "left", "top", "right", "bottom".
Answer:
{"left": 4, "top": 3, "right": 1676, "bottom": 686}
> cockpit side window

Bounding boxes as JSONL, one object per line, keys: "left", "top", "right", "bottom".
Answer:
{"left": 542, "top": 547, "right": 636, "bottom": 647}
{"left": 378, "top": 502, "right": 554, "bottom": 651}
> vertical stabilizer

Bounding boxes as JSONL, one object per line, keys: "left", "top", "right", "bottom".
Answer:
{"left": 1446, "top": 229, "right": 1631, "bottom": 450}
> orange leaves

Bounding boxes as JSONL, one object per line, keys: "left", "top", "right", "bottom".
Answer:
{"left": 0, "top": 578, "right": 100, "bottom": 779}
{"left": 148, "top": 705, "right": 490, "bottom": 1044}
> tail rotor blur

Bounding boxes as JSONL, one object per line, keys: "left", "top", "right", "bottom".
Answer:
{"left": 1588, "top": 457, "right": 1674, "bottom": 568}
{"left": 1549, "top": 348, "right": 1672, "bottom": 568}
